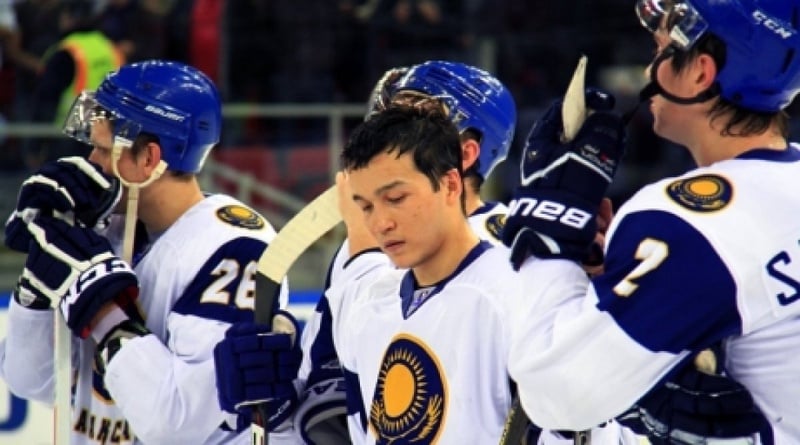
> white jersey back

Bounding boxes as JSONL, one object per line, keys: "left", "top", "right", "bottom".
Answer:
{"left": 509, "top": 147, "right": 800, "bottom": 441}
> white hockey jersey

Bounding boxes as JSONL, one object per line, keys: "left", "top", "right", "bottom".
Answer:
{"left": 296, "top": 201, "right": 637, "bottom": 444}
{"left": 0, "top": 194, "right": 287, "bottom": 444}
{"left": 293, "top": 202, "right": 508, "bottom": 441}
{"left": 330, "top": 242, "right": 516, "bottom": 444}
{"left": 509, "top": 147, "right": 800, "bottom": 443}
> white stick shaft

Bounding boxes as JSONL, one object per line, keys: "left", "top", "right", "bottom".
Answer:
{"left": 54, "top": 314, "right": 71, "bottom": 444}
{"left": 121, "top": 186, "right": 140, "bottom": 264}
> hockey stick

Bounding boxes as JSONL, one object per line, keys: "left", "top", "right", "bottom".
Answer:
{"left": 499, "top": 55, "right": 589, "bottom": 445}
{"left": 250, "top": 185, "right": 342, "bottom": 445}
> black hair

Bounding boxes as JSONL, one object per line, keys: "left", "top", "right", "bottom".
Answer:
{"left": 131, "top": 132, "right": 193, "bottom": 179}
{"left": 670, "top": 33, "right": 789, "bottom": 137}
{"left": 342, "top": 106, "right": 463, "bottom": 192}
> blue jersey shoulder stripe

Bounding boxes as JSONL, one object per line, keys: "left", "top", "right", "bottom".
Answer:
{"left": 593, "top": 210, "right": 742, "bottom": 354}
{"left": 343, "top": 366, "right": 367, "bottom": 432}
{"left": 305, "top": 251, "right": 342, "bottom": 387}
{"left": 172, "top": 237, "right": 268, "bottom": 324}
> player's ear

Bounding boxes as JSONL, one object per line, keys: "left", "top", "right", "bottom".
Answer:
{"left": 141, "top": 141, "right": 164, "bottom": 175}
{"left": 443, "top": 168, "right": 462, "bottom": 204}
{"left": 694, "top": 53, "right": 718, "bottom": 93}
{"left": 460, "top": 138, "right": 480, "bottom": 172}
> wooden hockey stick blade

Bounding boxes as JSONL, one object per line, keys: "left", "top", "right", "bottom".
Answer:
{"left": 561, "top": 54, "right": 588, "bottom": 143}
{"left": 501, "top": 56, "right": 591, "bottom": 445}
{"left": 254, "top": 185, "right": 341, "bottom": 322}
{"left": 251, "top": 185, "right": 342, "bottom": 444}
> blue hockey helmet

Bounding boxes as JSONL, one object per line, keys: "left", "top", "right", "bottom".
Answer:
{"left": 636, "top": 0, "right": 800, "bottom": 112}
{"left": 391, "top": 61, "right": 517, "bottom": 179}
{"left": 63, "top": 60, "right": 222, "bottom": 173}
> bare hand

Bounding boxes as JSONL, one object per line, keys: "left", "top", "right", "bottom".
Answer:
{"left": 336, "top": 172, "right": 378, "bottom": 256}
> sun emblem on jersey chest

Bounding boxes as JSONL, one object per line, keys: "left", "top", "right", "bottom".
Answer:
{"left": 370, "top": 335, "right": 446, "bottom": 444}
{"left": 216, "top": 205, "right": 265, "bottom": 229}
{"left": 666, "top": 174, "right": 732, "bottom": 212}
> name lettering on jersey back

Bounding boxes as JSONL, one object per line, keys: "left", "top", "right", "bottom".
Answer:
{"left": 74, "top": 408, "right": 133, "bottom": 444}
{"left": 507, "top": 197, "right": 591, "bottom": 229}
{"left": 767, "top": 248, "right": 800, "bottom": 306}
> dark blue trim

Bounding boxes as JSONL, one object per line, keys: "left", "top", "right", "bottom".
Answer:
{"left": 0, "top": 292, "right": 10, "bottom": 308}
{"left": 399, "top": 241, "right": 492, "bottom": 318}
{"left": 470, "top": 201, "right": 500, "bottom": 216}
{"left": 736, "top": 147, "right": 800, "bottom": 162}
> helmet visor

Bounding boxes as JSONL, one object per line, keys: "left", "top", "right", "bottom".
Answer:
{"left": 63, "top": 91, "right": 142, "bottom": 146}
{"left": 62, "top": 91, "right": 112, "bottom": 144}
{"left": 636, "top": 0, "right": 708, "bottom": 50}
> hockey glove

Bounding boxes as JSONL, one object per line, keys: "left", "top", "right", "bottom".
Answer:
{"left": 214, "top": 311, "right": 302, "bottom": 431}
{"left": 5, "top": 156, "right": 121, "bottom": 252}
{"left": 617, "top": 350, "right": 769, "bottom": 444}
{"left": 502, "top": 89, "right": 625, "bottom": 269}
{"left": 19, "top": 217, "right": 139, "bottom": 338}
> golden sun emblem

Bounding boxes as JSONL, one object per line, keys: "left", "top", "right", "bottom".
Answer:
{"left": 370, "top": 336, "right": 446, "bottom": 444}
{"left": 666, "top": 174, "right": 732, "bottom": 212}
{"left": 215, "top": 205, "right": 265, "bottom": 229}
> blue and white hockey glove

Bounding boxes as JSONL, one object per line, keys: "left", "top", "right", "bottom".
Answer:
{"left": 214, "top": 312, "right": 302, "bottom": 431}
{"left": 19, "top": 217, "right": 139, "bottom": 338}
{"left": 502, "top": 89, "right": 625, "bottom": 269}
{"left": 5, "top": 156, "right": 121, "bottom": 253}
{"left": 617, "top": 349, "right": 769, "bottom": 444}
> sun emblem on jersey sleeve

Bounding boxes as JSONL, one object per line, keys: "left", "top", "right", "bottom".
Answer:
{"left": 666, "top": 174, "right": 732, "bottom": 212}
{"left": 370, "top": 335, "right": 446, "bottom": 444}
{"left": 485, "top": 214, "right": 506, "bottom": 241}
{"left": 215, "top": 205, "right": 265, "bottom": 229}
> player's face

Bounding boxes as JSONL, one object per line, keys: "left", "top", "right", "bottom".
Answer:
{"left": 646, "top": 30, "right": 705, "bottom": 145}
{"left": 348, "top": 151, "right": 455, "bottom": 271}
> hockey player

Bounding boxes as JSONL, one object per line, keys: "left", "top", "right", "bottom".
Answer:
{"left": 295, "top": 62, "right": 519, "bottom": 443}
{"left": 331, "top": 105, "right": 540, "bottom": 443}
{"left": 214, "top": 62, "right": 637, "bottom": 444}
{"left": 214, "top": 61, "right": 517, "bottom": 443}
{"left": 0, "top": 60, "right": 293, "bottom": 444}
{"left": 502, "top": 0, "right": 800, "bottom": 442}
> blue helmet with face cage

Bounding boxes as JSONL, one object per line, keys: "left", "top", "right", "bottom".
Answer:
{"left": 93, "top": 60, "right": 222, "bottom": 173}
{"left": 638, "top": 0, "right": 800, "bottom": 112}
{"left": 391, "top": 61, "right": 517, "bottom": 179}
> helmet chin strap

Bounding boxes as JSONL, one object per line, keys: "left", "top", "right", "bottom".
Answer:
{"left": 111, "top": 136, "right": 168, "bottom": 263}
{"left": 639, "top": 46, "right": 721, "bottom": 105}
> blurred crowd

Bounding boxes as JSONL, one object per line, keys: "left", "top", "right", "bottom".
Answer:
{"left": 6, "top": 0, "right": 792, "bottom": 204}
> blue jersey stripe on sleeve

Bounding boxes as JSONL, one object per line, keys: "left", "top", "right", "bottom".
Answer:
{"left": 172, "top": 237, "right": 268, "bottom": 323}
{"left": 593, "top": 210, "right": 743, "bottom": 354}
